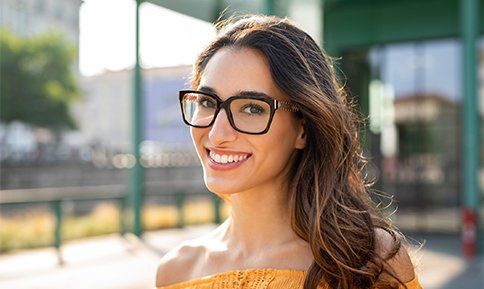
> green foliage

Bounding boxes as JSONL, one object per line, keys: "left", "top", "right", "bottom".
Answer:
{"left": 0, "top": 28, "right": 79, "bottom": 130}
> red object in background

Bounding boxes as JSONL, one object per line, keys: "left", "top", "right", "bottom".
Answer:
{"left": 462, "top": 208, "right": 477, "bottom": 258}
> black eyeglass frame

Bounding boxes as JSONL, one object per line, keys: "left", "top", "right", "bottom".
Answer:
{"left": 179, "top": 89, "right": 299, "bottom": 135}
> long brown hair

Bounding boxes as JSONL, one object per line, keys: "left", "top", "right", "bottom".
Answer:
{"left": 190, "top": 14, "right": 409, "bottom": 289}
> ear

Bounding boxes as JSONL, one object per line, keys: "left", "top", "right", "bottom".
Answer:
{"left": 294, "top": 119, "right": 306, "bottom": 149}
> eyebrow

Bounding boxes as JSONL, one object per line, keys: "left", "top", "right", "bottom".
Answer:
{"left": 198, "top": 85, "right": 274, "bottom": 99}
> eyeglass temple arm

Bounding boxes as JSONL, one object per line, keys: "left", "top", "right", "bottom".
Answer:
{"left": 277, "top": 101, "right": 300, "bottom": 112}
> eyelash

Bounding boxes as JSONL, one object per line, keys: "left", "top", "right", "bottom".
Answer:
{"left": 241, "top": 103, "right": 266, "bottom": 115}
{"left": 199, "top": 97, "right": 217, "bottom": 108}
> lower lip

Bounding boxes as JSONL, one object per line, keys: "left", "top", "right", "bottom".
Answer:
{"left": 206, "top": 151, "right": 250, "bottom": 171}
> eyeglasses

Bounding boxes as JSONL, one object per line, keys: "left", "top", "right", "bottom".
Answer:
{"left": 179, "top": 89, "right": 299, "bottom": 135}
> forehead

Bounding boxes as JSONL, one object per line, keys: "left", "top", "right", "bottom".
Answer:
{"left": 198, "top": 47, "right": 284, "bottom": 100}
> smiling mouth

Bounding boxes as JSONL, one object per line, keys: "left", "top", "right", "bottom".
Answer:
{"left": 205, "top": 149, "right": 252, "bottom": 164}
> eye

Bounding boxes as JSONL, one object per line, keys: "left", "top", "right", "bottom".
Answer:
{"left": 241, "top": 103, "right": 266, "bottom": 115}
{"left": 200, "top": 96, "right": 217, "bottom": 109}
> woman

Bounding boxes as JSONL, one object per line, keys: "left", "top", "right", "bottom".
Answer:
{"left": 156, "top": 14, "right": 423, "bottom": 289}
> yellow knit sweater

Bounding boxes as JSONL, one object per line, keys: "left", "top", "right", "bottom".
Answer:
{"left": 157, "top": 268, "right": 423, "bottom": 289}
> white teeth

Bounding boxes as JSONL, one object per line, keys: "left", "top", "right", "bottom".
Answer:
{"left": 209, "top": 150, "right": 249, "bottom": 164}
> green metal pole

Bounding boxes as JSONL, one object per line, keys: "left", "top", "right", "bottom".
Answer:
{"left": 131, "top": 0, "right": 144, "bottom": 237}
{"left": 118, "top": 196, "right": 127, "bottom": 236}
{"left": 213, "top": 194, "right": 221, "bottom": 224}
{"left": 264, "top": 0, "right": 275, "bottom": 15}
{"left": 460, "top": 0, "right": 480, "bottom": 257}
{"left": 52, "top": 200, "right": 64, "bottom": 265}
{"left": 176, "top": 192, "right": 186, "bottom": 228}
{"left": 213, "top": 0, "right": 225, "bottom": 22}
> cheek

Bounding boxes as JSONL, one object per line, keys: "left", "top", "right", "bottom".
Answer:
{"left": 275, "top": 119, "right": 301, "bottom": 158}
{"left": 256, "top": 124, "right": 297, "bottom": 167}
{"left": 270, "top": 115, "right": 299, "bottom": 146}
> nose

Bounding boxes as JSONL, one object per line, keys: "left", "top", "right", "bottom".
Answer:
{"left": 208, "top": 108, "right": 237, "bottom": 145}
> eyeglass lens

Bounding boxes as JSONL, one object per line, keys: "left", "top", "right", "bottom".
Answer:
{"left": 181, "top": 92, "right": 272, "bottom": 133}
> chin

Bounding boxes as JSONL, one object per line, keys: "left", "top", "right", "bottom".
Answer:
{"left": 204, "top": 181, "right": 233, "bottom": 195}
{"left": 204, "top": 175, "right": 244, "bottom": 195}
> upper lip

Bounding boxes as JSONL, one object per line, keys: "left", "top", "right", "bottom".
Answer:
{"left": 205, "top": 147, "right": 252, "bottom": 156}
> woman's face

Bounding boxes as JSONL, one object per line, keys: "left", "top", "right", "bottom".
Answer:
{"left": 190, "top": 47, "right": 306, "bottom": 196}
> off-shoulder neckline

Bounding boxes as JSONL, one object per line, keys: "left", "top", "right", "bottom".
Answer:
{"left": 157, "top": 267, "right": 419, "bottom": 288}
{"left": 157, "top": 268, "right": 306, "bottom": 288}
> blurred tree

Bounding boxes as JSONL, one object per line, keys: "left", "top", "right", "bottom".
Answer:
{"left": 0, "top": 28, "right": 79, "bottom": 130}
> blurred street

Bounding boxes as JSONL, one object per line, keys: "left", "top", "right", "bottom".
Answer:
{"left": 1, "top": 1, "right": 483, "bottom": 289}
{"left": 0, "top": 225, "right": 482, "bottom": 289}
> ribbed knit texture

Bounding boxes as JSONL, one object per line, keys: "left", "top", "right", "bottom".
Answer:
{"left": 157, "top": 268, "right": 423, "bottom": 289}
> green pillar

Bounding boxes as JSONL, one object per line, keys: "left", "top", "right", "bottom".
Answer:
{"left": 52, "top": 200, "right": 64, "bottom": 265}
{"left": 460, "top": 0, "right": 480, "bottom": 257}
{"left": 176, "top": 192, "right": 186, "bottom": 228}
{"left": 213, "top": 194, "right": 222, "bottom": 224}
{"left": 213, "top": 0, "right": 225, "bottom": 22}
{"left": 131, "top": 0, "right": 144, "bottom": 237}
{"left": 118, "top": 196, "right": 127, "bottom": 236}
{"left": 264, "top": 0, "right": 275, "bottom": 15}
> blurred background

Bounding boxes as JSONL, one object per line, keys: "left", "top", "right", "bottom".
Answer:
{"left": 0, "top": 0, "right": 482, "bottom": 288}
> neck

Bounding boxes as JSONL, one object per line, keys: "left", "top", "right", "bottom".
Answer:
{"left": 218, "top": 181, "right": 300, "bottom": 256}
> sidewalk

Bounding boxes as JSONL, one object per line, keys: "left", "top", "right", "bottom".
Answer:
{"left": 405, "top": 232, "right": 483, "bottom": 289}
{"left": 0, "top": 225, "right": 482, "bottom": 289}
{"left": 0, "top": 225, "right": 216, "bottom": 289}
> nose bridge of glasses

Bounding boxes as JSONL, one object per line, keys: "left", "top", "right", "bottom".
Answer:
{"left": 212, "top": 103, "right": 232, "bottom": 127}
{"left": 208, "top": 105, "right": 239, "bottom": 142}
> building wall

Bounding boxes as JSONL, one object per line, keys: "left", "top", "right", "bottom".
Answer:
{"left": 69, "top": 66, "right": 193, "bottom": 152}
{"left": 72, "top": 69, "right": 132, "bottom": 151}
{"left": 0, "top": 0, "right": 81, "bottom": 43}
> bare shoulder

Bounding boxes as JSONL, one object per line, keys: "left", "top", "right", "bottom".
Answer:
{"left": 155, "top": 224, "right": 226, "bottom": 287}
{"left": 374, "top": 227, "right": 416, "bottom": 283}
{"left": 155, "top": 239, "right": 204, "bottom": 287}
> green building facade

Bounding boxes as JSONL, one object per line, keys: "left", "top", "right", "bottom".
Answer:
{"left": 322, "top": 0, "right": 483, "bottom": 256}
